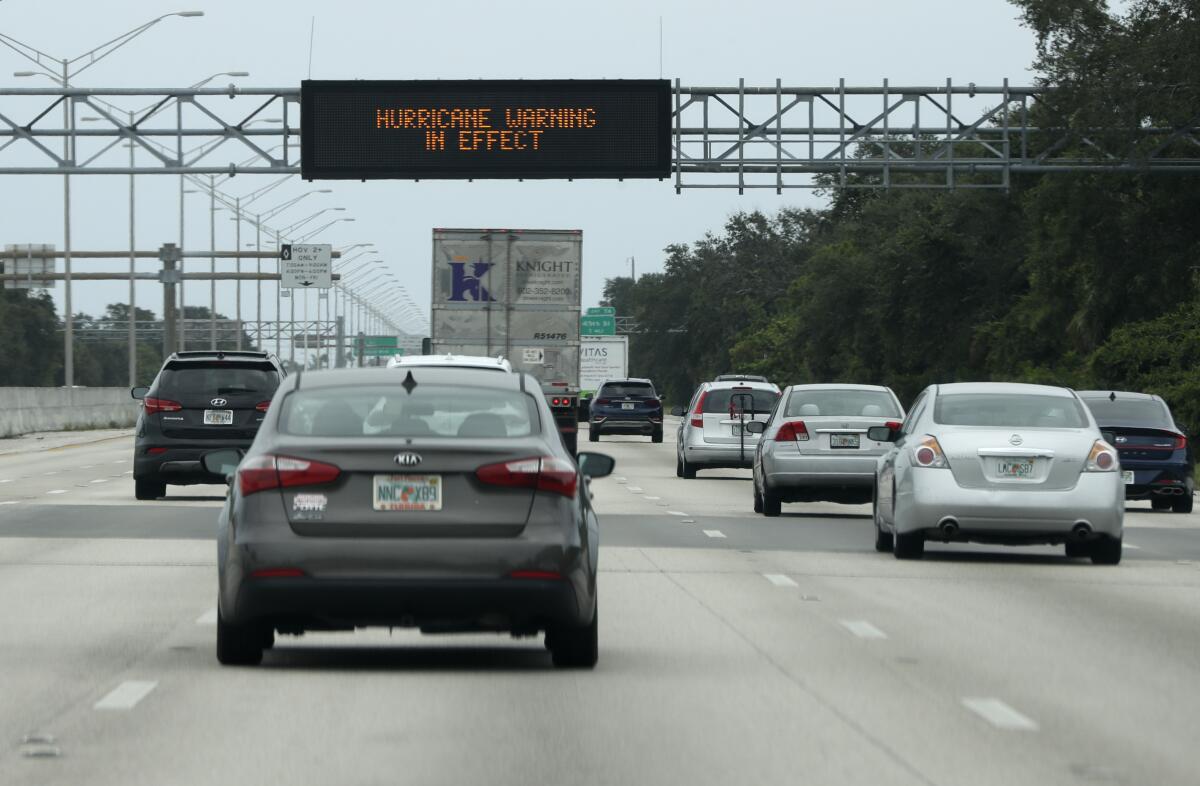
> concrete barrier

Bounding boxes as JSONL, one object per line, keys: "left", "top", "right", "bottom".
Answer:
{"left": 0, "top": 387, "right": 139, "bottom": 438}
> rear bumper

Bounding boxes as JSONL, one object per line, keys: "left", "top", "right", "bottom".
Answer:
{"left": 134, "top": 443, "right": 252, "bottom": 484}
{"left": 763, "top": 452, "right": 881, "bottom": 488}
{"left": 1120, "top": 464, "right": 1193, "bottom": 500}
{"left": 591, "top": 416, "right": 661, "bottom": 435}
{"left": 683, "top": 442, "right": 756, "bottom": 467}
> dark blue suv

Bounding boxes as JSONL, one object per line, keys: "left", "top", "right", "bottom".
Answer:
{"left": 588, "top": 379, "right": 663, "bottom": 443}
{"left": 1078, "top": 391, "right": 1194, "bottom": 513}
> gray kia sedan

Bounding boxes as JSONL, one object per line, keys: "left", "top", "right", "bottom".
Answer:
{"left": 202, "top": 366, "right": 613, "bottom": 668}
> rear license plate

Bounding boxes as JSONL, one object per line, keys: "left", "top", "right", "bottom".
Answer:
{"left": 203, "top": 409, "right": 233, "bottom": 425}
{"left": 997, "top": 459, "right": 1036, "bottom": 479}
{"left": 830, "top": 433, "right": 860, "bottom": 449}
{"left": 373, "top": 474, "right": 442, "bottom": 511}
{"left": 1122, "top": 470, "right": 1134, "bottom": 485}
{"left": 621, "top": 402, "right": 635, "bottom": 410}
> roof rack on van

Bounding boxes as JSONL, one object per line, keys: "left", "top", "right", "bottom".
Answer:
{"left": 169, "top": 350, "right": 270, "bottom": 360}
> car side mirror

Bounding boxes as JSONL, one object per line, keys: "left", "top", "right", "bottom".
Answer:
{"left": 131, "top": 386, "right": 149, "bottom": 400}
{"left": 577, "top": 451, "right": 615, "bottom": 479}
{"left": 745, "top": 420, "right": 766, "bottom": 434}
{"left": 670, "top": 406, "right": 684, "bottom": 417}
{"left": 866, "top": 426, "right": 899, "bottom": 443}
{"left": 201, "top": 449, "right": 243, "bottom": 482}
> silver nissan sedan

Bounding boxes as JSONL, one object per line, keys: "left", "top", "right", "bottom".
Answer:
{"left": 202, "top": 365, "right": 613, "bottom": 668}
{"left": 870, "top": 382, "right": 1124, "bottom": 563}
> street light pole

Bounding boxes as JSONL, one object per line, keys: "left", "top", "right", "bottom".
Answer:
{"left": 127, "top": 121, "right": 136, "bottom": 385}
{"left": 209, "top": 175, "right": 217, "bottom": 349}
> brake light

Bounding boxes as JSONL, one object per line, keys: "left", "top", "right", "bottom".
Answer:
{"left": 1173, "top": 434, "right": 1187, "bottom": 450}
{"left": 691, "top": 391, "right": 708, "bottom": 427}
{"left": 884, "top": 421, "right": 902, "bottom": 431}
{"left": 147, "top": 447, "right": 168, "bottom": 455}
{"left": 143, "top": 396, "right": 182, "bottom": 415}
{"left": 594, "top": 398, "right": 611, "bottom": 406}
{"left": 255, "top": 400, "right": 271, "bottom": 413}
{"left": 775, "top": 420, "right": 810, "bottom": 442}
{"left": 1085, "top": 440, "right": 1118, "bottom": 473}
{"left": 476, "top": 456, "right": 578, "bottom": 498}
{"left": 237, "top": 454, "right": 341, "bottom": 496}
{"left": 913, "top": 436, "right": 949, "bottom": 468}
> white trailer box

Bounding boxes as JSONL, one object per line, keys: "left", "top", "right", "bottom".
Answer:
{"left": 580, "top": 335, "right": 629, "bottom": 395}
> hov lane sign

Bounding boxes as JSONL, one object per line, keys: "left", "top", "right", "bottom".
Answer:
{"left": 280, "top": 243, "right": 332, "bottom": 289}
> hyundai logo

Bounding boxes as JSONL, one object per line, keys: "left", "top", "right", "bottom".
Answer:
{"left": 394, "top": 452, "right": 422, "bottom": 467}
{"left": 210, "top": 398, "right": 227, "bottom": 407}
{"left": 1009, "top": 434, "right": 1024, "bottom": 446}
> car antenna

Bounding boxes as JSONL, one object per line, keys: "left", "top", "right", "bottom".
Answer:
{"left": 1109, "top": 391, "right": 1116, "bottom": 402}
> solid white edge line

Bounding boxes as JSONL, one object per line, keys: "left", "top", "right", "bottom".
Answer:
{"left": 961, "top": 697, "right": 1039, "bottom": 731}
{"left": 764, "top": 573, "right": 798, "bottom": 587}
{"left": 195, "top": 609, "right": 218, "bottom": 625}
{"left": 0, "top": 500, "right": 19, "bottom": 506}
{"left": 94, "top": 680, "right": 158, "bottom": 711}
{"left": 839, "top": 619, "right": 888, "bottom": 639}
{"left": 45, "top": 490, "right": 67, "bottom": 495}
{"left": 667, "top": 511, "right": 688, "bottom": 516}
{"left": 90, "top": 479, "right": 108, "bottom": 484}
{"left": 1124, "top": 543, "right": 1141, "bottom": 550}
{"left": 702, "top": 529, "right": 726, "bottom": 539}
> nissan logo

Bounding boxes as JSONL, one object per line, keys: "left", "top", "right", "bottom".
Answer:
{"left": 210, "top": 398, "right": 227, "bottom": 407}
{"left": 394, "top": 452, "right": 422, "bottom": 467}
{"left": 1009, "top": 434, "right": 1024, "bottom": 446}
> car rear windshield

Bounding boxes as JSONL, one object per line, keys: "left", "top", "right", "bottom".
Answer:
{"left": 1080, "top": 397, "right": 1173, "bottom": 428}
{"left": 704, "top": 388, "right": 779, "bottom": 415}
{"left": 934, "top": 393, "right": 1090, "bottom": 428}
{"left": 783, "top": 389, "right": 901, "bottom": 418}
{"left": 599, "top": 382, "right": 656, "bottom": 399}
{"left": 157, "top": 362, "right": 279, "bottom": 397}
{"left": 278, "top": 385, "right": 540, "bottom": 438}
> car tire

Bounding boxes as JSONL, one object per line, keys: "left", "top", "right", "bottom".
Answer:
{"left": 893, "top": 530, "right": 924, "bottom": 559}
{"left": 134, "top": 477, "right": 166, "bottom": 501}
{"left": 873, "top": 494, "right": 893, "bottom": 553}
{"left": 651, "top": 429, "right": 663, "bottom": 444}
{"left": 762, "top": 485, "right": 782, "bottom": 517}
{"left": 216, "top": 608, "right": 264, "bottom": 666}
{"left": 1090, "top": 535, "right": 1122, "bottom": 565}
{"left": 1064, "top": 541, "right": 1090, "bottom": 558}
{"left": 676, "top": 455, "right": 684, "bottom": 478}
{"left": 1172, "top": 494, "right": 1193, "bottom": 514}
{"left": 753, "top": 482, "right": 763, "bottom": 513}
{"left": 550, "top": 605, "right": 598, "bottom": 669}
{"left": 681, "top": 455, "right": 697, "bottom": 479}
{"left": 589, "top": 428, "right": 599, "bottom": 443}
{"left": 1152, "top": 497, "right": 1172, "bottom": 511}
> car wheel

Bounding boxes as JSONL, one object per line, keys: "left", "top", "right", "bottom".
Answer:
{"left": 762, "top": 485, "right": 782, "bottom": 517}
{"left": 589, "top": 428, "right": 599, "bottom": 443}
{"left": 753, "top": 482, "right": 763, "bottom": 513}
{"left": 873, "top": 493, "right": 893, "bottom": 553}
{"left": 1090, "top": 535, "right": 1122, "bottom": 565}
{"left": 1172, "top": 494, "right": 1193, "bottom": 514}
{"left": 893, "top": 530, "right": 924, "bottom": 560}
{"left": 1064, "top": 541, "right": 1090, "bottom": 558}
{"left": 216, "top": 608, "right": 264, "bottom": 666}
{"left": 682, "top": 455, "right": 697, "bottom": 479}
{"left": 651, "top": 429, "right": 663, "bottom": 444}
{"left": 1151, "top": 497, "right": 1172, "bottom": 511}
{"left": 550, "top": 604, "right": 598, "bottom": 669}
{"left": 134, "top": 477, "right": 166, "bottom": 501}
{"left": 676, "top": 454, "right": 684, "bottom": 478}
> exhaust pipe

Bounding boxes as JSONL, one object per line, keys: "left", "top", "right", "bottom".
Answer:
{"left": 1071, "top": 522, "right": 1092, "bottom": 541}
{"left": 938, "top": 518, "right": 959, "bottom": 539}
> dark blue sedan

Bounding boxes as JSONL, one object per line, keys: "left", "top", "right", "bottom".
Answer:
{"left": 1078, "top": 391, "right": 1194, "bottom": 513}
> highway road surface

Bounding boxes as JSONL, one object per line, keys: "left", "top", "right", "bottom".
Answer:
{"left": 1, "top": 422, "right": 1198, "bottom": 785}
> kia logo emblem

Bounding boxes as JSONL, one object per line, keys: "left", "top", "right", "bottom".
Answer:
{"left": 1009, "top": 434, "right": 1023, "bottom": 446}
{"left": 394, "top": 452, "right": 422, "bottom": 467}
{"left": 210, "top": 398, "right": 227, "bottom": 407}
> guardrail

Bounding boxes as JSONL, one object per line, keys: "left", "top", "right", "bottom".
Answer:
{"left": 0, "top": 387, "right": 138, "bottom": 438}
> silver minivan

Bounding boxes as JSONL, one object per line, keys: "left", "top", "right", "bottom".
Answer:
{"left": 673, "top": 380, "right": 781, "bottom": 478}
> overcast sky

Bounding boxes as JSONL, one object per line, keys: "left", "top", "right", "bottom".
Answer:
{"left": 0, "top": 0, "right": 1043, "bottom": 337}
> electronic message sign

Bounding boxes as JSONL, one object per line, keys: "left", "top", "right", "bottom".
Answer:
{"left": 301, "top": 79, "right": 671, "bottom": 180}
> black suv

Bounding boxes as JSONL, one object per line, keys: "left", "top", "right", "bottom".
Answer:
{"left": 588, "top": 378, "right": 664, "bottom": 442}
{"left": 131, "top": 351, "right": 285, "bottom": 500}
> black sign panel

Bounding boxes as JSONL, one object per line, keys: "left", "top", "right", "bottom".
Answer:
{"left": 301, "top": 79, "right": 671, "bottom": 180}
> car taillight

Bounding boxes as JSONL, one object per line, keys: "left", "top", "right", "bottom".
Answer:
{"left": 884, "top": 421, "right": 903, "bottom": 431}
{"left": 237, "top": 454, "right": 341, "bottom": 496}
{"left": 143, "top": 396, "right": 182, "bottom": 415}
{"left": 691, "top": 391, "right": 708, "bottom": 427}
{"left": 1172, "top": 434, "right": 1187, "bottom": 450}
{"left": 1085, "top": 440, "right": 1118, "bottom": 473}
{"left": 913, "top": 436, "right": 949, "bottom": 468}
{"left": 255, "top": 400, "right": 271, "bottom": 413}
{"left": 594, "top": 398, "right": 611, "bottom": 406}
{"left": 775, "top": 420, "right": 810, "bottom": 442}
{"left": 476, "top": 456, "right": 578, "bottom": 498}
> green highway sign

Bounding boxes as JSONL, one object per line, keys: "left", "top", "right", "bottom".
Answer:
{"left": 361, "top": 335, "right": 399, "bottom": 356}
{"left": 581, "top": 315, "right": 616, "bottom": 336}
{"left": 586, "top": 306, "right": 616, "bottom": 316}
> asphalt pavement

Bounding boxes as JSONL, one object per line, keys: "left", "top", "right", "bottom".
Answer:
{"left": 1, "top": 421, "right": 1198, "bottom": 785}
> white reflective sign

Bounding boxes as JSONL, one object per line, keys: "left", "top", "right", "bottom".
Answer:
{"left": 280, "top": 244, "right": 332, "bottom": 289}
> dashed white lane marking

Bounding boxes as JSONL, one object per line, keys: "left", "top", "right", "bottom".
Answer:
{"left": 962, "top": 698, "right": 1039, "bottom": 731}
{"left": 78, "top": 465, "right": 93, "bottom": 469}
{"left": 0, "top": 500, "right": 19, "bottom": 506}
{"left": 94, "top": 680, "right": 158, "bottom": 711}
{"left": 42, "top": 472, "right": 59, "bottom": 476}
{"left": 839, "top": 620, "right": 888, "bottom": 639}
{"left": 645, "top": 496, "right": 661, "bottom": 500}
{"left": 0, "top": 479, "right": 11, "bottom": 484}
{"left": 703, "top": 529, "right": 726, "bottom": 539}
{"left": 112, "top": 460, "right": 126, "bottom": 465}
{"left": 90, "top": 479, "right": 108, "bottom": 484}
{"left": 682, "top": 519, "right": 695, "bottom": 523}
{"left": 195, "top": 609, "right": 218, "bottom": 625}
{"left": 122, "top": 470, "right": 133, "bottom": 475}
{"left": 1124, "top": 543, "right": 1141, "bottom": 550}
{"left": 764, "top": 574, "right": 798, "bottom": 587}
{"left": 627, "top": 486, "right": 644, "bottom": 493}
{"left": 668, "top": 511, "right": 688, "bottom": 516}
{"left": 46, "top": 489, "right": 67, "bottom": 495}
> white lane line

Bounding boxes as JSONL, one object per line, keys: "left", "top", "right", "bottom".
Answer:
{"left": 45, "top": 489, "right": 67, "bottom": 495}
{"left": 90, "top": 479, "right": 108, "bottom": 484}
{"left": 122, "top": 470, "right": 133, "bottom": 475}
{"left": 962, "top": 697, "right": 1039, "bottom": 731}
{"left": 627, "top": 486, "right": 643, "bottom": 492}
{"left": 1125, "top": 543, "right": 1141, "bottom": 550}
{"left": 681, "top": 519, "right": 695, "bottom": 523}
{"left": 94, "top": 680, "right": 158, "bottom": 711}
{"left": 703, "top": 529, "right": 727, "bottom": 539}
{"left": 645, "top": 496, "right": 661, "bottom": 501}
{"left": 42, "top": 471, "right": 59, "bottom": 476}
{"left": 0, "top": 479, "right": 11, "bottom": 484}
{"left": 195, "top": 609, "right": 218, "bottom": 625}
{"left": 764, "top": 573, "right": 798, "bottom": 587}
{"left": 668, "top": 510, "right": 688, "bottom": 516}
{"left": 78, "top": 465, "right": 93, "bottom": 469}
{"left": 0, "top": 500, "right": 20, "bottom": 506}
{"left": 839, "top": 620, "right": 888, "bottom": 640}
{"left": 112, "top": 459, "right": 126, "bottom": 465}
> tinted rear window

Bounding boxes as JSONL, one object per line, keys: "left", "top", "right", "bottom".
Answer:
{"left": 279, "top": 385, "right": 540, "bottom": 438}
{"left": 784, "top": 389, "right": 901, "bottom": 418}
{"left": 158, "top": 363, "right": 279, "bottom": 397}
{"left": 1080, "top": 397, "right": 1173, "bottom": 428}
{"left": 599, "top": 383, "right": 656, "bottom": 398}
{"left": 934, "top": 393, "right": 1090, "bottom": 428}
{"left": 704, "top": 388, "right": 779, "bottom": 415}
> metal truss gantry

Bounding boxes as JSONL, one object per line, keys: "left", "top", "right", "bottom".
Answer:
{"left": 2, "top": 81, "right": 1199, "bottom": 190}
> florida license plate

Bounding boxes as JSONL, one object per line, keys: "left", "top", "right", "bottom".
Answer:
{"left": 998, "top": 459, "right": 1036, "bottom": 479}
{"left": 830, "top": 433, "right": 860, "bottom": 449}
{"left": 621, "top": 402, "right": 635, "bottom": 410}
{"left": 203, "top": 409, "right": 233, "bottom": 425}
{"left": 1122, "top": 470, "right": 1134, "bottom": 485}
{"left": 373, "top": 474, "right": 442, "bottom": 511}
